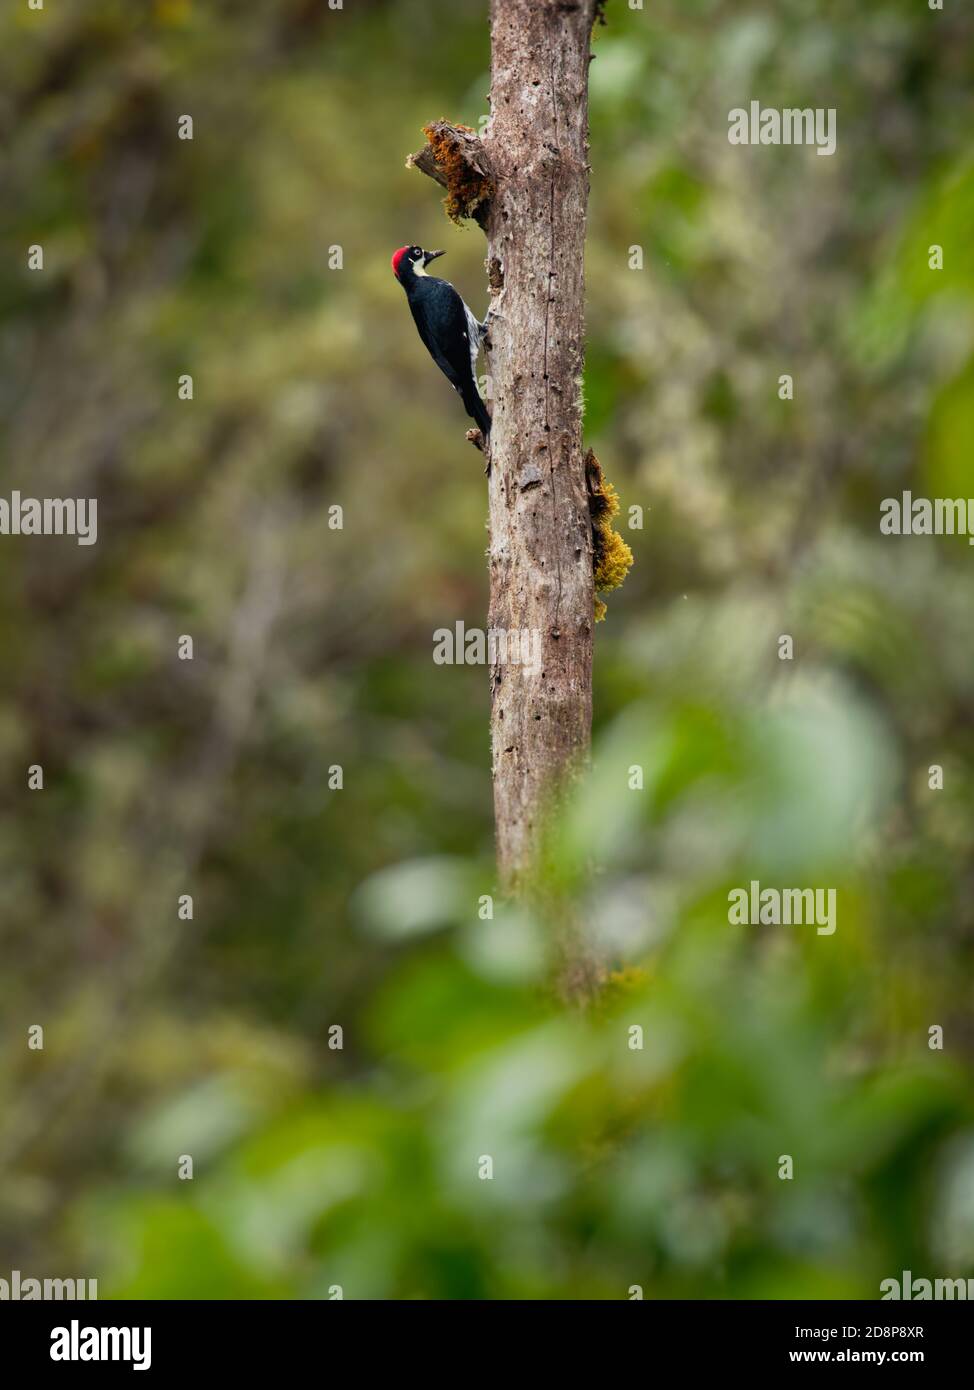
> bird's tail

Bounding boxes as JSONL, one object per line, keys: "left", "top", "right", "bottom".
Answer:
{"left": 463, "top": 384, "right": 492, "bottom": 437}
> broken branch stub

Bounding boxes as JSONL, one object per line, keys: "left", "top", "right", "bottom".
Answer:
{"left": 406, "top": 121, "right": 494, "bottom": 229}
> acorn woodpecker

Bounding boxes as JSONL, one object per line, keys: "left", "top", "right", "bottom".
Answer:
{"left": 392, "top": 245, "right": 491, "bottom": 437}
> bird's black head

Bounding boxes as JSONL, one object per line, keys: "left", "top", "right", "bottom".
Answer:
{"left": 392, "top": 245, "right": 445, "bottom": 283}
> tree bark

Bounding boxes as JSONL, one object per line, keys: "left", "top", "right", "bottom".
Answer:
{"left": 411, "top": 0, "right": 600, "bottom": 896}
{"left": 482, "top": 0, "right": 597, "bottom": 893}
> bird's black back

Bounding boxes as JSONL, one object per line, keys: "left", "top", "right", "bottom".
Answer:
{"left": 405, "top": 276, "right": 475, "bottom": 391}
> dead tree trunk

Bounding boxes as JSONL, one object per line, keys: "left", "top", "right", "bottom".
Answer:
{"left": 411, "top": 0, "right": 601, "bottom": 896}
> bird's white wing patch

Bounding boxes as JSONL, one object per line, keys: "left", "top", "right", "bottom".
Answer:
{"left": 463, "top": 301, "right": 481, "bottom": 380}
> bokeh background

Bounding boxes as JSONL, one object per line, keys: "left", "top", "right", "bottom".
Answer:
{"left": 1, "top": 0, "right": 973, "bottom": 1299}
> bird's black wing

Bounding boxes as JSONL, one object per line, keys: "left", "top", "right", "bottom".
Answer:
{"left": 409, "top": 279, "right": 477, "bottom": 391}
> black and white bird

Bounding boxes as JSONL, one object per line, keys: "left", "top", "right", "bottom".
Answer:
{"left": 392, "top": 245, "right": 491, "bottom": 437}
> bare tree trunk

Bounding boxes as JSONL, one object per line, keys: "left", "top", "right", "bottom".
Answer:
{"left": 410, "top": 0, "right": 600, "bottom": 897}
{"left": 482, "top": 0, "right": 597, "bottom": 893}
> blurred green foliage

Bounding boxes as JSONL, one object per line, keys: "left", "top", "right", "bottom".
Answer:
{"left": 1, "top": 0, "right": 973, "bottom": 1298}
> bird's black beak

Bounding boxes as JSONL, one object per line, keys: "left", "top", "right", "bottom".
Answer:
{"left": 423, "top": 249, "right": 446, "bottom": 266}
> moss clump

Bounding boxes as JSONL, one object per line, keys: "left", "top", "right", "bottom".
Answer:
{"left": 586, "top": 449, "right": 634, "bottom": 622}
{"left": 423, "top": 122, "right": 493, "bottom": 225}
